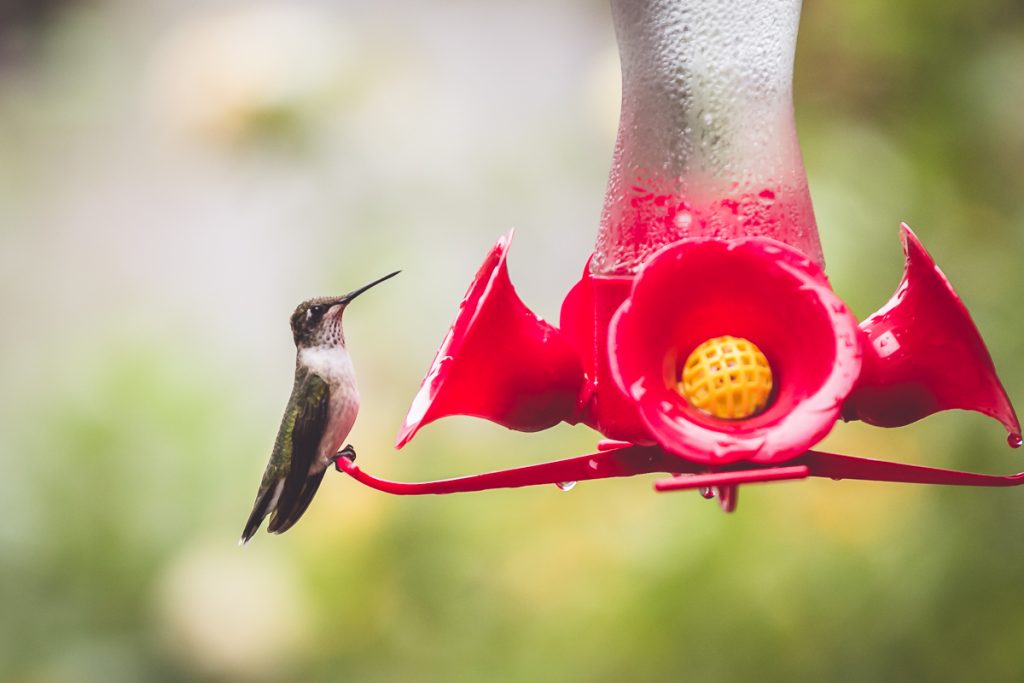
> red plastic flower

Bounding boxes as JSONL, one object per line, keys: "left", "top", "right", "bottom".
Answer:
{"left": 609, "top": 237, "right": 862, "bottom": 464}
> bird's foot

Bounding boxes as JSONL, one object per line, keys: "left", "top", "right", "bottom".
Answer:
{"left": 332, "top": 444, "right": 357, "bottom": 471}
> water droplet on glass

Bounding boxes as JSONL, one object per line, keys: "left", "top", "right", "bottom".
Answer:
{"left": 1009, "top": 433, "right": 1023, "bottom": 449}
{"left": 674, "top": 211, "right": 693, "bottom": 229}
{"left": 556, "top": 481, "right": 577, "bottom": 492}
{"left": 699, "top": 486, "right": 715, "bottom": 499}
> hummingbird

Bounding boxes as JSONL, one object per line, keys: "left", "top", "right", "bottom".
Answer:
{"left": 240, "top": 270, "right": 400, "bottom": 544}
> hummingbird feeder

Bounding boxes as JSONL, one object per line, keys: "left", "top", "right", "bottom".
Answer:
{"left": 334, "top": 0, "right": 1022, "bottom": 511}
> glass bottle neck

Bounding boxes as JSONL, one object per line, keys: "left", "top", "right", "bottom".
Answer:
{"left": 593, "top": 0, "right": 821, "bottom": 275}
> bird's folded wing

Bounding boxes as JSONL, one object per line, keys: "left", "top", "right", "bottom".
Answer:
{"left": 269, "top": 371, "right": 329, "bottom": 531}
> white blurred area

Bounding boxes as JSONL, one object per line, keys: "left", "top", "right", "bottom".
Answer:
{"left": 0, "top": 0, "right": 617, "bottom": 403}
{"left": 155, "top": 542, "right": 311, "bottom": 678}
{"left": 147, "top": 4, "right": 356, "bottom": 146}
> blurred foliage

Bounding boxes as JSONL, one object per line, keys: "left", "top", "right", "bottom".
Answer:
{"left": 0, "top": 0, "right": 79, "bottom": 66}
{"left": 1, "top": 1, "right": 1023, "bottom": 681}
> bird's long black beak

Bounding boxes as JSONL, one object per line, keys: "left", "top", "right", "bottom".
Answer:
{"left": 338, "top": 270, "right": 400, "bottom": 304}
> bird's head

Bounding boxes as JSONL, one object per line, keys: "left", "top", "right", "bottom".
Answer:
{"left": 291, "top": 270, "right": 400, "bottom": 348}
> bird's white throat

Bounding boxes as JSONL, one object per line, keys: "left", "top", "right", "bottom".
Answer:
{"left": 298, "top": 345, "right": 355, "bottom": 386}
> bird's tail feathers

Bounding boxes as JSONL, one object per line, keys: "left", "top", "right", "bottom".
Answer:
{"left": 268, "top": 470, "right": 327, "bottom": 535}
{"left": 240, "top": 478, "right": 283, "bottom": 545}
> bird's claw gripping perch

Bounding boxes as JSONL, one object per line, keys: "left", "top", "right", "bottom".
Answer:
{"left": 332, "top": 444, "right": 357, "bottom": 471}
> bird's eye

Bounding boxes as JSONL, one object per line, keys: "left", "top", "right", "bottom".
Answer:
{"left": 309, "top": 304, "right": 326, "bottom": 319}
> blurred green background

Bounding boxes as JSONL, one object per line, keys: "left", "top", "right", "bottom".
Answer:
{"left": 1, "top": 0, "right": 1023, "bottom": 681}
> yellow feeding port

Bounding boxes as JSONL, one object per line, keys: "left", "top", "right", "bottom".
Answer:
{"left": 679, "top": 335, "right": 773, "bottom": 420}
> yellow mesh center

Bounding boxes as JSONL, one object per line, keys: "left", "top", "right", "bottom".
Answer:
{"left": 679, "top": 335, "right": 773, "bottom": 420}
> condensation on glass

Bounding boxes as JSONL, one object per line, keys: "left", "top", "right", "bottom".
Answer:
{"left": 593, "top": 0, "right": 821, "bottom": 275}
